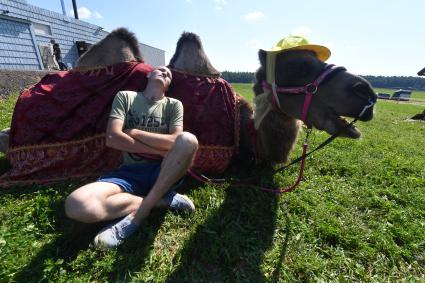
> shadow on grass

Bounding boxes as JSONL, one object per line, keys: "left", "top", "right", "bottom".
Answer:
{"left": 2, "top": 157, "right": 293, "bottom": 281}
{"left": 3, "top": 181, "right": 166, "bottom": 282}
{"left": 167, "top": 164, "right": 292, "bottom": 281}
{"left": 11, "top": 208, "right": 167, "bottom": 282}
{"left": 0, "top": 156, "right": 11, "bottom": 175}
{"left": 2, "top": 182, "right": 99, "bottom": 281}
{"left": 12, "top": 220, "right": 102, "bottom": 282}
{"left": 272, "top": 213, "right": 292, "bottom": 282}
{"left": 107, "top": 210, "right": 167, "bottom": 281}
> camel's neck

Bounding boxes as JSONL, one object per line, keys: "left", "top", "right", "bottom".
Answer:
{"left": 250, "top": 66, "right": 301, "bottom": 163}
{"left": 254, "top": 111, "right": 300, "bottom": 164}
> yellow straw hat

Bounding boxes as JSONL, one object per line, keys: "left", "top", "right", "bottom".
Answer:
{"left": 259, "top": 35, "right": 331, "bottom": 115}
{"left": 262, "top": 35, "right": 331, "bottom": 62}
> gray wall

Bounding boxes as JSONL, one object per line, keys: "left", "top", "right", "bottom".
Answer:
{"left": 0, "top": 16, "right": 40, "bottom": 70}
{"left": 0, "top": 0, "right": 165, "bottom": 70}
{"left": 140, "top": 42, "right": 165, "bottom": 67}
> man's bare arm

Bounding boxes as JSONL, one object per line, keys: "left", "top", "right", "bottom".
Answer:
{"left": 105, "top": 118, "right": 166, "bottom": 156}
{"left": 125, "top": 126, "right": 183, "bottom": 151}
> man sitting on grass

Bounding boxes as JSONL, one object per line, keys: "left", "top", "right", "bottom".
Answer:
{"left": 65, "top": 66, "right": 198, "bottom": 249}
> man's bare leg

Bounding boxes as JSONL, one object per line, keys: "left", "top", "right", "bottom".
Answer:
{"left": 65, "top": 182, "right": 173, "bottom": 223}
{"left": 65, "top": 182, "right": 143, "bottom": 223}
{"left": 132, "top": 132, "right": 198, "bottom": 223}
{"left": 93, "top": 132, "right": 198, "bottom": 249}
{"left": 65, "top": 130, "right": 198, "bottom": 225}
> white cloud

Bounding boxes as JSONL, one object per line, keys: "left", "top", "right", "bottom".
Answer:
{"left": 70, "top": 6, "right": 102, "bottom": 20}
{"left": 290, "top": 27, "right": 312, "bottom": 36}
{"left": 77, "top": 6, "right": 91, "bottom": 19}
{"left": 244, "top": 11, "right": 264, "bottom": 21}
{"left": 93, "top": 11, "right": 103, "bottom": 19}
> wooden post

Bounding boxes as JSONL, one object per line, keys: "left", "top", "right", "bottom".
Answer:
{"left": 72, "top": 0, "right": 79, "bottom": 19}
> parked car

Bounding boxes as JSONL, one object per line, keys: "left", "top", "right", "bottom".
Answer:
{"left": 391, "top": 89, "right": 411, "bottom": 101}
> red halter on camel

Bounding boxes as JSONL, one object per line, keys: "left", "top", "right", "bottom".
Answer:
{"left": 187, "top": 36, "right": 337, "bottom": 192}
{"left": 189, "top": 36, "right": 336, "bottom": 192}
{"left": 187, "top": 36, "right": 375, "bottom": 193}
{"left": 260, "top": 64, "right": 345, "bottom": 193}
{"left": 255, "top": 36, "right": 375, "bottom": 193}
{"left": 241, "top": 36, "right": 331, "bottom": 193}
{"left": 262, "top": 64, "right": 345, "bottom": 125}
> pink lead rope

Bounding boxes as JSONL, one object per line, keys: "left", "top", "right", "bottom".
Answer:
{"left": 247, "top": 129, "right": 311, "bottom": 194}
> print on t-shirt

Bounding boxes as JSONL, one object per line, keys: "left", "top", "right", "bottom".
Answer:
{"left": 127, "top": 109, "right": 167, "bottom": 133}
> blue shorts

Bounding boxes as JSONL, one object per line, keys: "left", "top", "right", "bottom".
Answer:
{"left": 97, "top": 162, "right": 184, "bottom": 197}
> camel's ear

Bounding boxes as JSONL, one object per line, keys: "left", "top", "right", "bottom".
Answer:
{"left": 258, "top": 50, "right": 267, "bottom": 68}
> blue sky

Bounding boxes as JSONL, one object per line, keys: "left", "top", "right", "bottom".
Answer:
{"left": 27, "top": 0, "right": 424, "bottom": 76}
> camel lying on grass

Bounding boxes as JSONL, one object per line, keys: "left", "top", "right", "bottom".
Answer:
{"left": 0, "top": 28, "right": 376, "bottom": 185}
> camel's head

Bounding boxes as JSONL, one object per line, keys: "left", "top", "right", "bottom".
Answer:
{"left": 168, "top": 32, "right": 220, "bottom": 76}
{"left": 255, "top": 44, "right": 376, "bottom": 139}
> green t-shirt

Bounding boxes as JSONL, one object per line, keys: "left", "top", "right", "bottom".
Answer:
{"left": 110, "top": 90, "right": 184, "bottom": 164}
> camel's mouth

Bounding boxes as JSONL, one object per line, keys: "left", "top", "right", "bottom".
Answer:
{"left": 319, "top": 109, "right": 362, "bottom": 139}
{"left": 327, "top": 100, "right": 376, "bottom": 139}
{"left": 336, "top": 116, "right": 361, "bottom": 139}
{"left": 341, "top": 98, "right": 376, "bottom": 138}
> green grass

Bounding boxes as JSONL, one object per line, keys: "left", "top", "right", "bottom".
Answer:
{"left": 0, "top": 93, "right": 16, "bottom": 128}
{"left": 1, "top": 86, "right": 424, "bottom": 282}
{"left": 232, "top": 83, "right": 255, "bottom": 103}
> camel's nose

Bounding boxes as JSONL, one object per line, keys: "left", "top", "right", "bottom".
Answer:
{"left": 352, "top": 81, "right": 377, "bottom": 102}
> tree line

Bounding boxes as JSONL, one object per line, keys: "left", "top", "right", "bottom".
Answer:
{"left": 361, "top": 76, "right": 425, "bottom": 90}
{"left": 221, "top": 71, "right": 425, "bottom": 90}
{"left": 221, "top": 71, "right": 256, "bottom": 83}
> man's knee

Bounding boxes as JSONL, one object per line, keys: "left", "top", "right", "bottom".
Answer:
{"left": 175, "top": 132, "right": 198, "bottom": 155}
{"left": 64, "top": 192, "right": 98, "bottom": 223}
{"left": 64, "top": 193, "right": 84, "bottom": 220}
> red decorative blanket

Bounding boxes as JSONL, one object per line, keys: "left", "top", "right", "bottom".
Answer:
{"left": 0, "top": 63, "right": 240, "bottom": 187}
{"left": 0, "top": 62, "right": 153, "bottom": 187}
{"left": 168, "top": 70, "right": 240, "bottom": 174}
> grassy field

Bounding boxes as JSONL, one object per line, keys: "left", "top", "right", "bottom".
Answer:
{"left": 0, "top": 85, "right": 424, "bottom": 282}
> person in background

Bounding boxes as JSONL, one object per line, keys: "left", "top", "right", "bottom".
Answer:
{"left": 51, "top": 39, "right": 67, "bottom": 70}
